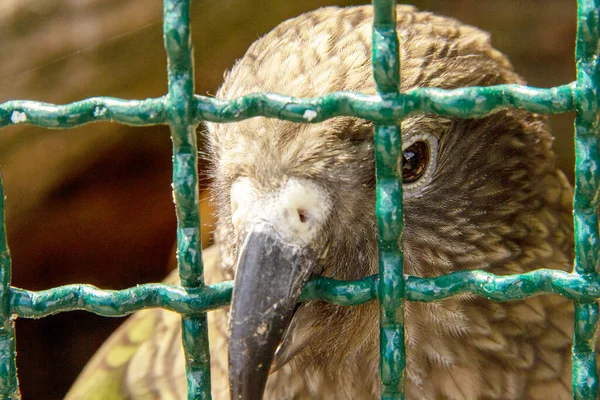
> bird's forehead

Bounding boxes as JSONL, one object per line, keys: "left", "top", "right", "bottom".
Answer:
{"left": 217, "top": 8, "right": 375, "bottom": 99}
{"left": 210, "top": 113, "right": 448, "bottom": 148}
{"left": 216, "top": 6, "right": 519, "bottom": 103}
{"left": 208, "top": 117, "right": 362, "bottom": 182}
{"left": 211, "top": 115, "right": 370, "bottom": 142}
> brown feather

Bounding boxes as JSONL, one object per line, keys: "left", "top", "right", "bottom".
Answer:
{"left": 69, "top": 5, "right": 578, "bottom": 399}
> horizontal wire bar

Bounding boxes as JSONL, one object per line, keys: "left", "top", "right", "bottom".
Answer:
{"left": 0, "top": 83, "right": 576, "bottom": 130}
{"left": 406, "top": 269, "right": 600, "bottom": 302}
{"left": 299, "top": 275, "right": 379, "bottom": 305}
{"left": 0, "top": 97, "right": 169, "bottom": 129}
{"left": 11, "top": 268, "right": 600, "bottom": 319}
{"left": 195, "top": 83, "right": 576, "bottom": 123}
{"left": 11, "top": 281, "right": 234, "bottom": 318}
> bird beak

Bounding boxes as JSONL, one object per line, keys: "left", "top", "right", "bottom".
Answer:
{"left": 228, "top": 223, "right": 315, "bottom": 400}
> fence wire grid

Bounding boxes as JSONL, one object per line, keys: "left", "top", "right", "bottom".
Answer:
{"left": 0, "top": 0, "right": 599, "bottom": 399}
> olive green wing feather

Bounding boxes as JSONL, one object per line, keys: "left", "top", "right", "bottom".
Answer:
{"left": 65, "top": 245, "right": 222, "bottom": 400}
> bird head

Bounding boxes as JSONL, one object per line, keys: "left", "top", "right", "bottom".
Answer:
{"left": 205, "top": 5, "right": 564, "bottom": 399}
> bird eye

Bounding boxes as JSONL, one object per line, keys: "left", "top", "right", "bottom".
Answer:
{"left": 401, "top": 141, "right": 429, "bottom": 183}
{"left": 397, "top": 133, "right": 438, "bottom": 195}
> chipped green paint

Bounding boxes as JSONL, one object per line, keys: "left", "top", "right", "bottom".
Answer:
{"left": 11, "top": 269, "right": 600, "bottom": 321}
{"left": 572, "top": 0, "right": 600, "bottom": 398}
{"left": 300, "top": 275, "right": 378, "bottom": 305}
{"left": 0, "top": 98, "right": 168, "bottom": 128}
{"left": 10, "top": 282, "right": 235, "bottom": 318}
{"left": 163, "top": 0, "right": 212, "bottom": 398}
{"left": 0, "top": 176, "right": 19, "bottom": 399}
{"left": 0, "top": 0, "right": 597, "bottom": 398}
{"left": 406, "top": 270, "right": 600, "bottom": 302}
{"left": 0, "top": 84, "right": 576, "bottom": 129}
{"left": 371, "top": 1, "right": 406, "bottom": 398}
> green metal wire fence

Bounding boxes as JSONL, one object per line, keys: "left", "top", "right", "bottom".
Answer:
{"left": 0, "top": 0, "right": 597, "bottom": 398}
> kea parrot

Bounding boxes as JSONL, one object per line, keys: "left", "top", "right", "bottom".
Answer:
{"left": 66, "top": 5, "right": 576, "bottom": 399}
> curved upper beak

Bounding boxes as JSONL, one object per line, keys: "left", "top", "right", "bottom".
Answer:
{"left": 228, "top": 223, "right": 316, "bottom": 400}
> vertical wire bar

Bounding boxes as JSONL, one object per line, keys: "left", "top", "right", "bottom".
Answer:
{"left": 572, "top": 0, "right": 600, "bottom": 398}
{"left": 163, "top": 0, "right": 212, "bottom": 399}
{"left": 0, "top": 175, "right": 19, "bottom": 399}
{"left": 371, "top": 1, "right": 405, "bottom": 399}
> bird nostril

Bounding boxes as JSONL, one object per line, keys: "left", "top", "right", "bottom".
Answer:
{"left": 298, "top": 209, "right": 309, "bottom": 223}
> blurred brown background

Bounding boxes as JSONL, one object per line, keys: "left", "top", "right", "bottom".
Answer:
{"left": 0, "top": 0, "right": 576, "bottom": 398}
